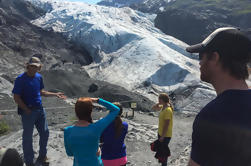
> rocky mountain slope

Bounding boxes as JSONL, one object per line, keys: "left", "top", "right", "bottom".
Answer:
{"left": 98, "top": 0, "right": 251, "bottom": 44}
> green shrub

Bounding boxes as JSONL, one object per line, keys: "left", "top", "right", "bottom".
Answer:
{"left": 0, "top": 121, "right": 9, "bottom": 135}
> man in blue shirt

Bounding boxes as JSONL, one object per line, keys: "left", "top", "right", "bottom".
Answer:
{"left": 12, "top": 57, "right": 66, "bottom": 166}
{"left": 186, "top": 27, "right": 251, "bottom": 166}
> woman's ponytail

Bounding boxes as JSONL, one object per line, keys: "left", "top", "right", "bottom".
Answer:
{"left": 113, "top": 102, "right": 124, "bottom": 138}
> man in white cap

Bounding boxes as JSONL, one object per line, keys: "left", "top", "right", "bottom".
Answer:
{"left": 186, "top": 27, "right": 251, "bottom": 166}
{"left": 12, "top": 56, "right": 66, "bottom": 166}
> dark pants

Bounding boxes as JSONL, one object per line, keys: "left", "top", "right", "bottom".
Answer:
{"left": 21, "top": 108, "right": 49, "bottom": 164}
{"left": 158, "top": 135, "right": 171, "bottom": 166}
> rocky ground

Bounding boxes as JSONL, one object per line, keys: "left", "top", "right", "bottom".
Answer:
{"left": 0, "top": 96, "right": 194, "bottom": 166}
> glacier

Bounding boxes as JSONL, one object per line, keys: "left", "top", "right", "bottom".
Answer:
{"left": 26, "top": 0, "right": 216, "bottom": 112}
{"left": 97, "top": 0, "right": 144, "bottom": 8}
{"left": 97, "top": 0, "right": 176, "bottom": 9}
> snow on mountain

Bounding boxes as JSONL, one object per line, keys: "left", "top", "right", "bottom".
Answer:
{"left": 98, "top": 0, "right": 175, "bottom": 9}
{"left": 26, "top": 0, "right": 216, "bottom": 112}
{"left": 97, "top": 0, "right": 144, "bottom": 8}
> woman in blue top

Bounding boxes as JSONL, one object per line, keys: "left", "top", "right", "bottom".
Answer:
{"left": 100, "top": 102, "right": 128, "bottom": 166}
{"left": 64, "top": 97, "right": 120, "bottom": 166}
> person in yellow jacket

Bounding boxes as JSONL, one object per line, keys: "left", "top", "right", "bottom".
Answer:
{"left": 152, "top": 93, "right": 173, "bottom": 166}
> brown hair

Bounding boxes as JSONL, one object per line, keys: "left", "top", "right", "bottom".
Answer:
{"left": 75, "top": 97, "right": 93, "bottom": 123}
{"left": 159, "top": 93, "right": 174, "bottom": 111}
{"left": 204, "top": 51, "right": 251, "bottom": 80}
{"left": 113, "top": 102, "right": 124, "bottom": 138}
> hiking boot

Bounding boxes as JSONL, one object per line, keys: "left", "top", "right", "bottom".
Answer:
{"left": 36, "top": 156, "right": 49, "bottom": 165}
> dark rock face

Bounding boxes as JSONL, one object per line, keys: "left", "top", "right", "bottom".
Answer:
{"left": 41, "top": 70, "right": 154, "bottom": 111}
{"left": 153, "top": 0, "right": 251, "bottom": 44}
{"left": 155, "top": 9, "right": 251, "bottom": 44}
{"left": 88, "top": 83, "right": 99, "bottom": 93}
{"left": 0, "top": 0, "right": 46, "bottom": 20}
{"left": 154, "top": 9, "right": 231, "bottom": 44}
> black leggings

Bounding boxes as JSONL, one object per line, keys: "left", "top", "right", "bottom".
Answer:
{"left": 158, "top": 135, "right": 171, "bottom": 166}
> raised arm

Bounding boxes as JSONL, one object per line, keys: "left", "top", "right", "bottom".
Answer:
{"left": 93, "top": 98, "right": 120, "bottom": 134}
{"left": 152, "top": 103, "right": 162, "bottom": 111}
{"left": 40, "top": 90, "right": 66, "bottom": 99}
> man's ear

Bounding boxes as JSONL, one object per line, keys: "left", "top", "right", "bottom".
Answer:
{"left": 211, "top": 52, "right": 220, "bottom": 65}
{"left": 38, "top": 65, "right": 42, "bottom": 72}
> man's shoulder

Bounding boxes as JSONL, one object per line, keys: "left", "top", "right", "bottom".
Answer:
{"left": 194, "top": 99, "right": 220, "bottom": 124}
{"left": 35, "top": 73, "right": 42, "bottom": 78}
{"left": 64, "top": 126, "right": 74, "bottom": 132}
{"left": 16, "top": 72, "right": 42, "bottom": 79}
{"left": 16, "top": 73, "right": 26, "bottom": 79}
{"left": 199, "top": 96, "right": 221, "bottom": 114}
{"left": 199, "top": 89, "right": 251, "bottom": 117}
{"left": 14, "top": 73, "right": 27, "bottom": 85}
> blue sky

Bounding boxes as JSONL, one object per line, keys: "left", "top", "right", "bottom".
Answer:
{"left": 66, "top": 0, "right": 102, "bottom": 4}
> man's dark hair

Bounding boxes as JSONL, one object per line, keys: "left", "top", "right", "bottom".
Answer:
{"left": 217, "top": 49, "right": 251, "bottom": 80}
{"left": 0, "top": 149, "right": 23, "bottom": 166}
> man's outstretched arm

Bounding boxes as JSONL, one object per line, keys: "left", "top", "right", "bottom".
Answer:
{"left": 40, "top": 90, "right": 66, "bottom": 99}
